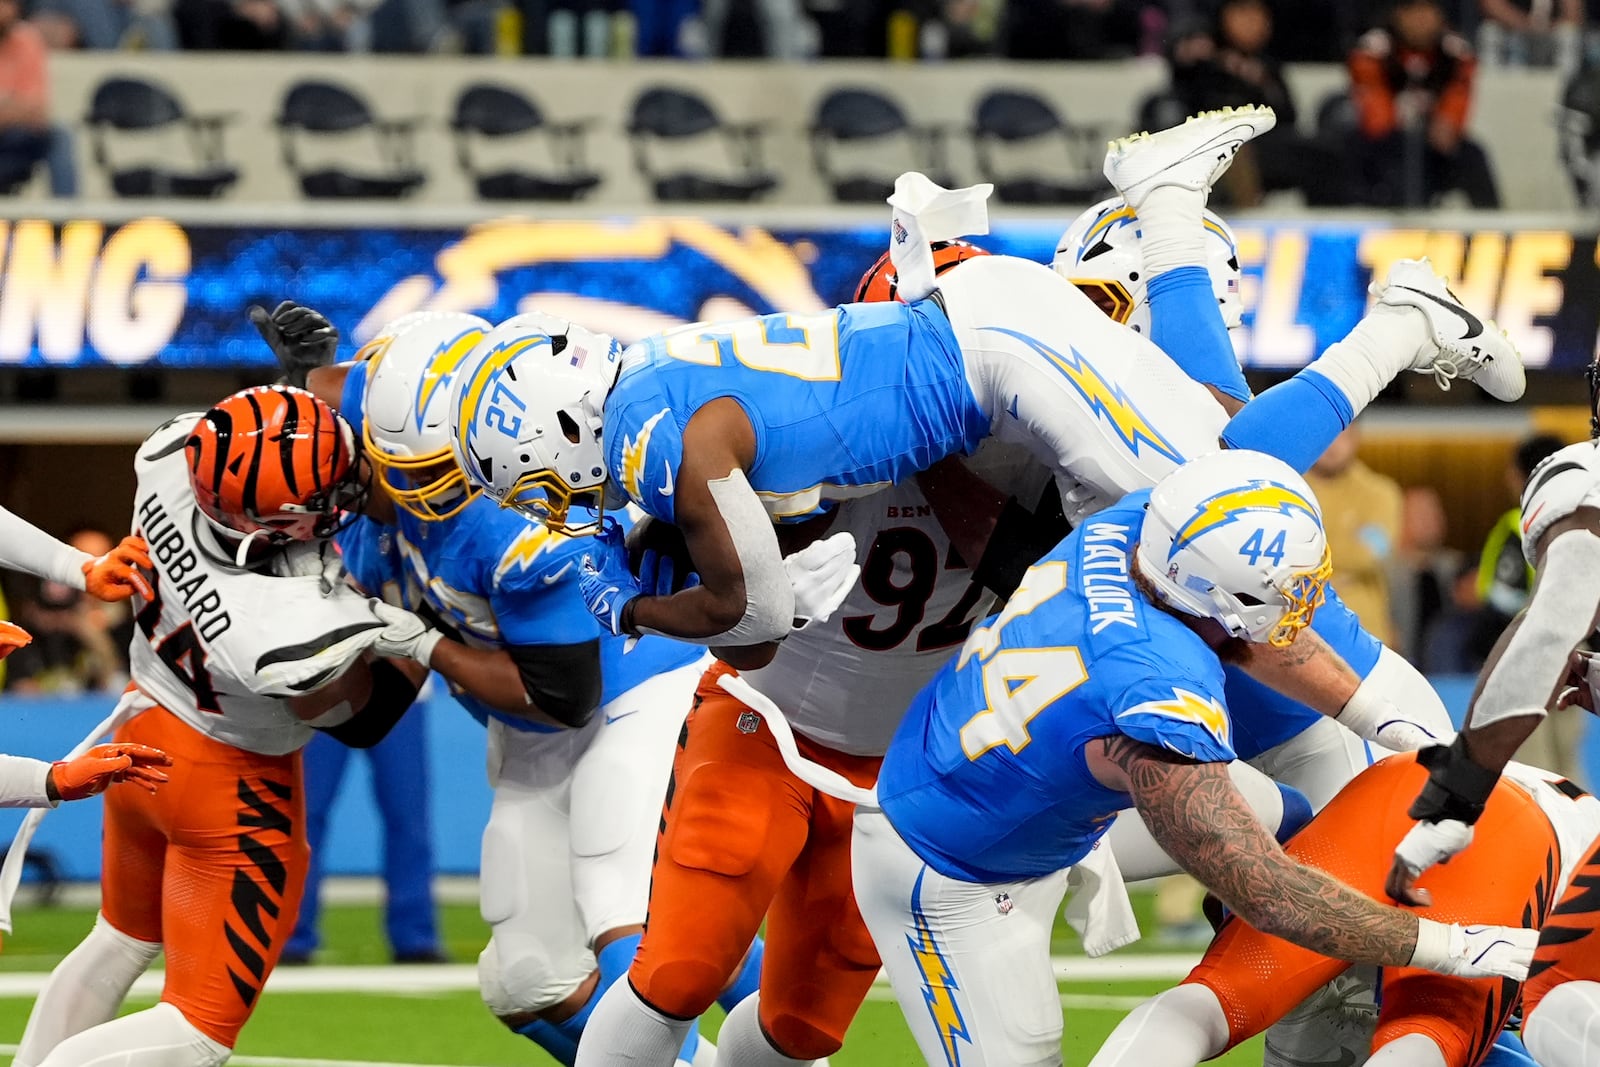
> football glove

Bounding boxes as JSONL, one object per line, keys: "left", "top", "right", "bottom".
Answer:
{"left": 0, "top": 621, "right": 31, "bottom": 662}
{"left": 250, "top": 300, "right": 339, "bottom": 389}
{"left": 370, "top": 600, "right": 443, "bottom": 668}
{"left": 51, "top": 743, "right": 171, "bottom": 801}
{"left": 1409, "top": 917, "right": 1537, "bottom": 982}
{"left": 81, "top": 535, "right": 152, "bottom": 602}
{"left": 580, "top": 519, "right": 643, "bottom": 636}
{"left": 1387, "top": 819, "right": 1475, "bottom": 906}
{"left": 637, "top": 547, "right": 700, "bottom": 598}
{"left": 784, "top": 532, "right": 860, "bottom": 630}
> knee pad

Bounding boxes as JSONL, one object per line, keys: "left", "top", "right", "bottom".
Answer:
{"left": 1525, "top": 980, "right": 1600, "bottom": 1065}
{"left": 477, "top": 938, "right": 590, "bottom": 1018}
{"left": 632, "top": 957, "right": 735, "bottom": 1021}
{"left": 764, "top": 1006, "right": 845, "bottom": 1062}
{"left": 665, "top": 762, "right": 774, "bottom": 878}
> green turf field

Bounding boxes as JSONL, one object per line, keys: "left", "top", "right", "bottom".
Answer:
{"left": 0, "top": 900, "right": 1265, "bottom": 1065}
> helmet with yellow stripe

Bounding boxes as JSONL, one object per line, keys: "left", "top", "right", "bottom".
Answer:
{"left": 1052, "top": 197, "right": 1241, "bottom": 334}
{"left": 448, "top": 312, "right": 622, "bottom": 535}
{"left": 1135, "top": 449, "right": 1331, "bottom": 648}
{"left": 361, "top": 312, "right": 491, "bottom": 521}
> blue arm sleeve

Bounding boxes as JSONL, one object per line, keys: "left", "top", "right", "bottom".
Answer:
{"left": 1149, "top": 266, "right": 1252, "bottom": 403}
{"left": 1219, "top": 368, "right": 1354, "bottom": 473}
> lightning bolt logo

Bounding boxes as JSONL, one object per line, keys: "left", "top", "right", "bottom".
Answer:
{"left": 1120, "top": 687, "right": 1232, "bottom": 750}
{"left": 1169, "top": 481, "right": 1320, "bottom": 559}
{"left": 907, "top": 870, "right": 971, "bottom": 1067}
{"left": 494, "top": 524, "right": 568, "bottom": 583}
{"left": 620, "top": 407, "right": 670, "bottom": 504}
{"left": 982, "top": 328, "right": 1184, "bottom": 466}
{"left": 415, "top": 327, "right": 487, "bottom": 433}
{"left": 456, "top": 334, "right": 551, "bottom": 463}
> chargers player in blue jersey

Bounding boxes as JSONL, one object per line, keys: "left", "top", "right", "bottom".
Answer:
{"left": 297, "top": 313, "right": 731, "bottom": 1067}
{"left": 445, "top": 109, "right": 1522, "bottom": 666}
{"left": 850, "top": 449, "right": 1537, "bottom": 1067}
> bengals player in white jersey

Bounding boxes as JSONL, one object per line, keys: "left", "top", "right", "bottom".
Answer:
{"left": 14, "top": 385, "right": 436, "bottom": 1067}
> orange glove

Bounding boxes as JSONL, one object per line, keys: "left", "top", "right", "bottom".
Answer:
{"left": 49, "top": 743, "right": 172, "bottom": 802}
{"left": 81, "top": 536, "right": 153, "bottom": 602}
{"left": 0, "top": 621, "right": 32, "bottom": 661}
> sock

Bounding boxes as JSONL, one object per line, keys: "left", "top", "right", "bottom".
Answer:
{"left": 552, "top": 981, "right": 603, "bottom": 1059}
{"left": 594, "top": 934, "right": 704, "bottom": 1064}
{"left": 34, "top": 1003, "right": 230, "bottom": 1067}
{"left": 1148, "top": 266, "right": 1251, "bottom": 403}
{"left": 1131, "top": 186, "right": 1206, "bottom": 278}
{"left": 1365, "top": 1033, "right": 1449, "bottom": 1066}
{"left": 1526, "top": 980, "right": 1600, "bottom": 1067}
{"left": 1297, "top": 304, "right": 1431, "bottom": 415}
{"left": 1220, "top": 370, "right": 1353, "bottom": 474}
{"left": 1274, "top": 782, "right": 1314, "bottom": 843}
{"left": 718, "top": 937, "right": 764, "bottom": 1013}
{"left": 16, "top": 913, "right": 161, "bottom": 1067}
{"left": 716, "top": 993, "right": 816, "bottom": 1066}
{"left": 1086, "top": 984, "right": 1228, "bottom": 1067}
{"left": 573, "top": 980, "right": 696, "bottom": 1067}
{"left": 1481, "top": 1030, "right": 1539, "bottom": 1067}
{"left": 514, "top": 1020, "right": 580, "bottom": 1066}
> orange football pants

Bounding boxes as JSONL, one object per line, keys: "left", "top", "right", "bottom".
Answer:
{"left": 1186, "top": 753, "right": 1559, "bottom": 1066}
{"left": 100, "top": 704, "right": 308, "bottom": 1048}
{"left": 628, "top": 662, "right": 883, "bottom": 1060}
{"left": 1524, "top": 832, "right": 1600, "bottom": 1020}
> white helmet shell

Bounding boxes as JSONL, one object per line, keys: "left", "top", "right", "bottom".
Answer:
{"left": 448, "top": 312, "right": 622, "bottom": 533}
{"left": 361, "top": 312, "right": 491, "bottom": 520}
{"left": 1052, "top": 197, "right": 1242, "bottom": 334}
{"left": 1134, "top": 449, "right": 1331, "bottom": 647}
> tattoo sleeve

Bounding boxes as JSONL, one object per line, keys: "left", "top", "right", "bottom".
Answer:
{"left": 1100, "top": 736, "right": 1418, "bottom": 967}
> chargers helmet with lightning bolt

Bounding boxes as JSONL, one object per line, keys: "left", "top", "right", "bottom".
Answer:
{"left": 1135, "top": 449, "right": 1331, "bottom": 647}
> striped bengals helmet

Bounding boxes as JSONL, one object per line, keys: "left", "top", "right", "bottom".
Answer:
{"left": 186, "top": 385, "right": 363, "bottom": 545}
{"left": 853, "top": 240, "right": 990, "bottom": 303}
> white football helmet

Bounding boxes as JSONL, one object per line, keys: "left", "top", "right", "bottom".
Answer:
{"left": 1135, "top": 449, "right": 1331, "bottom": 648}
{"left": 448, "top": 312, "right": 623, "bottom": 534}
{"left": 361, "top": 312, "right": 491, "bottom": 521}
{"left": 1052, "top": 197, "right": 1242, "bottom": 334}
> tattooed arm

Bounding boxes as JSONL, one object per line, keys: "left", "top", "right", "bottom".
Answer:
{"left": 1227, "top": 627, "right": 1359, "bottom": 716}
{"left": 1086, "top": 735, "right": 1418, "bottom": 967}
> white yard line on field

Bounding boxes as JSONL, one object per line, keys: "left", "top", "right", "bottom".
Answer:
{"left": 0, "top": 954, "right": 1202, "bottom": 1000}
{"left": 0, "top": 1046, "right": 475, "bottom": 1067}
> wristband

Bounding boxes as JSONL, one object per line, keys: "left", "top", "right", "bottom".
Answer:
{"left": 1407, "top": 917, "right": 1453, "bottom": 970}
{"left": 1408, "top": 737, "right": 1501, "bottom": 826}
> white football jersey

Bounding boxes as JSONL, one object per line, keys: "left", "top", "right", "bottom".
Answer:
{"left": 742, "top": 443, "right": 1050, "bottom": 757}
{"left": 1521, "top": 439, "right": 1600, "bottom": 561}
{"left": 1504, "top": 761, "right": 1600, "bottom": 896}
{"left": 127, "top": 416, "right": 392, "bottom": 756}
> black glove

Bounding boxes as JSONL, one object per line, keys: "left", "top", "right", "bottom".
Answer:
{"left": 249, "top": 300, "right": 339, "bottom": 389}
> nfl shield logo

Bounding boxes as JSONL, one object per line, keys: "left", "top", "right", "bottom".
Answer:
{"left": 994, "top": 893, "right": 1014, "bottom": 916}
{"left": 736, "top": 711, "right": 761, "bottom": 735}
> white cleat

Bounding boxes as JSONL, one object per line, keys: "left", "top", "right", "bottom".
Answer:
{"left": 1373, "top": 258, "right": 1525, "bottom": 402}
{"left": 1102, "top": 105, "right": 1278, "bottom": 208}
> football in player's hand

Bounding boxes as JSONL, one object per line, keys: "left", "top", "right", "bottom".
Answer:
{"left": 625, "top": 517, "right": 698, "bottom": 595}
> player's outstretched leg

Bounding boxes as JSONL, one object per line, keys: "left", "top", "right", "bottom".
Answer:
{"left": 1524, "top": 979, "right": 1600, "bottom": 1066}
{"left": 1086, "top": 983, "right": 1231, "bottom": 1066}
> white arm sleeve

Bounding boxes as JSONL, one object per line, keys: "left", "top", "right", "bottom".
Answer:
{"left": 0, "top": 506, "right": 91, "bottom": 590}
{"left": 1474, "top": 528, "right": 1600, "bottom": 729}
{"left": 0, "top": 756, "right": 56, "bottom": 808}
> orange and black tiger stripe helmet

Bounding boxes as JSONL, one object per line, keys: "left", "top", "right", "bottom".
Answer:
{"left": 185, "top": 385, "right": 363, "bottom": 544}
{"left": 852, "top": 240, "right": 991, "bottom": 303}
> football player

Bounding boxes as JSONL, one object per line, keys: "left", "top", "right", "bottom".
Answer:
{"left": 14, "top": 386, "right": 434, "bottom": 1067}
{"left": 1382, "top": 356, "right": 1600, "bottom": 1067}
{"left": 446, "top": 106, "right": 1520, "bottom": 664}
{"left": 297, "top": 311, "right": 857, "bottom": 1066}
{"left": 1089, "top": 755, "right": 1600, "bottom": 1067}
{"left": 852, "top": 449, "right": 1534, "bottom": 1067}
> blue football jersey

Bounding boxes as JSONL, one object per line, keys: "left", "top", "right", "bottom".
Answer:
{"left": 1224, "top": 582, "right": 1383, "bottom": 760}
{"left": 339, "top": 359, "right": 371, "bottom": 437}
{"left": 336, "top": 499, "right": 700, "bottom": 733}
{"left": 875, "top": 490, "right": 1235, "bottom": 884}
{"left": 604, "top": 302, "right": 989, "bottom": 524}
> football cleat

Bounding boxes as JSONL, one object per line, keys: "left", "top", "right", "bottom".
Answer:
{"left": 1374, "top": 258, "right": 1526, "bottom": 402}
{"left": 1103, "top": 105, "right": 1277, "bottom": 208}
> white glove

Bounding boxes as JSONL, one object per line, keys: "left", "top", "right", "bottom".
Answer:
{"left": 783, "top": 532, "right": 860, "bottom": 631}
{"left": 370, "top": 600, "right": 443, "bottom": 668}
{"left": 1408, "top": 917, "right": 1538, "bottom": 981}
{"left": 1393, "top": 818, "right": 1475, "bottom": 883}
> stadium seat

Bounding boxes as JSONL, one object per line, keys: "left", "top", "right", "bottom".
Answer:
{"left": 85, "top": 76, "right": 238, "bottom": 199}
{"left": 450, "top": 83, "right": 601, "bottom": 202}
{"left": 810, "top": 86, "right": 953, "bottom": 203}
{"left": 276, "top": 80, "right": 426, "bottom": 200}
{"left": 1315, "top": 90, "right": 1358, "bottom": 141}
{"left": 627, "top": 86, "right": 777, "bottom": 202}
{"left": 971, "top": 88, "right": 1106, "bottom": 205}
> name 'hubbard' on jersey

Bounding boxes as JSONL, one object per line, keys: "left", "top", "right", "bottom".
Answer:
{"left": 604, "top": 301, "right": 991, "bottom": 523}
{"left": 874, "top": 490, "right": 1236, "bottom": 884}
{"left": 130, "top": 416, "right": 391, "bottom": 757}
